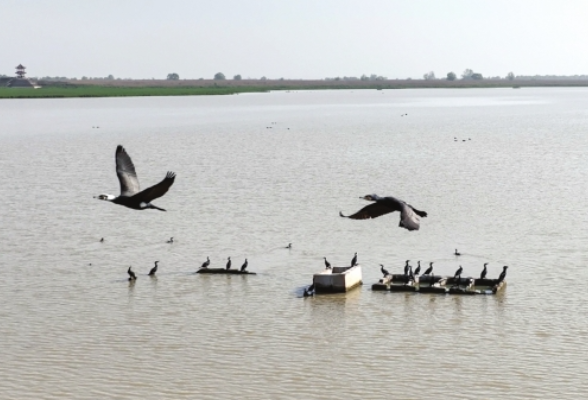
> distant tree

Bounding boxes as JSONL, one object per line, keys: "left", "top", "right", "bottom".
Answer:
{"left": 471, "top": 73, "right": 483, "bottom": 80}
{"left": 423, "top": 71, "right": 436, "bottom": 80}
{"left": 167, "top": 73, "right": 179, "bottom": 80}
{"left": 82, "top": 76, "right": 88, "bottom": 80}
{"left": 447, "top": 72, "right": 456, "bottom": 81}
{"left": 507, "top": 72, "right": 515, "bottom": 80}
{"left": 214, "top": 72, "right": 226, "bottom": 80}
{"left": 233, "top": 74, "right": 242, "bottom": 80}
{"left": 360, "top": 74, "right": 369, "bottom": 81}
{"left": 260, "top": 76, "right": 267, "bottom": 81}
{"left": 462, "top": 69, "right": 474, "bottom": 79}
{"left": 107, "top": 74, "right": 114, "bottom": 80}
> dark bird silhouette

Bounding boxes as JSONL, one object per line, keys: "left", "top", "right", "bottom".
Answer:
{"left": 100, "top": 238, "right": 104, "bottom": 243}
{"left": 240, "top": 259, "right": 248, "bottom": 272}
{"left": 286, "top": 243, "right": 292, "bottom": 249}
{"left": 498, "top": 266, "right": 508, "bottom": 282}
{"left": 404, "top": 260, "right": 411, "bottom": 275}
{"left": 414, "top": 261, "right": 421, "bottom": 275}
{"left": 454, "top": 249, "right": 461, "bottom": 256}
{"left": 303, "top": 284, "right": 315, "bottom": 297}
{"left": 380, "top": 264, "right": 390, "bottom": 277}
{"left": 340, "top": 194, "right": 427, "bottom": 231}
{"left": 480, "top": 263, "right": 488, "bottom": 280}
{"left": 127, "top": 266, "right": 137, "bottom": 281}
{"left": 351, "top": 252, "right": 358, "bottom": 267}
{"left": 148, "top": 261, "right": 159, "bottom": 276}
{"left": 423, "top": 262, "right": 433, "bottom": 275}
{"left": 95, "top": 145, "right": 176, "bottom": 211}
{"left": 167, "top": 237, "right": 174, "bottom": 244}
{"left": 200, "top": 256, "right": 210, "bottom": 269}
{"left": 406, "top": 266, "right": 415, "bottom": 285}
{"left": 225, "top": 257, "right": 232, "bottom": 270}
{"left": 324, "top": 257, "right": 332, "bottom": 270}
{"left": 454, "top": 266, "right": 463, "bottom": 280}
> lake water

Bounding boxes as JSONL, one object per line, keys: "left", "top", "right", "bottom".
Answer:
{"left": 1, "top": 88, "right": 588, "bottom": 399}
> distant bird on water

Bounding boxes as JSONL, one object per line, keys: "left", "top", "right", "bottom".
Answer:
{"left": 100, "top": 238, "right": 104, "bottom": 243}
{"left": 423, "top": 262, "right": 433, "bottom": 275}
{"left": 200, "top": 257, "right": 210, "bottom": 269}
{"left": 414, "top": 261, "right": 421, "bottom": 275}
{"left": 95, "top": 145, "right": 176, "bottom": 211}
{"left": 148, "top": 261, "right": 159, "bottom": 276}
{"left": 303, "top": 284, "right": 315, "bottom": 297}
{"left": 351, "top": 252, "right": 358, "bottom": 267}
{"left": 380, "top": 264, "right": 390, "bottom": 278}
{"left": 240, "top": 259, "right": 248, "bottom": 272}
{"left": 498, "top": 266, "right": 508, "bottom": 282}
{"left": 285, "top": 243, "right": 292, "bottom": 249}
{"left": 167, "top": 237, "right": 174, "bottom": 244}
{"left": 340, "top": 194, "right": 427, "bottom": 231}
{"left": 454, "top": 249, "right": 461, "bottom": 256}
{"left": 127, "top": 267, "right": 137, "bottom": 281}
{"left": 480, "top": 263, "right": 488, "bottom": 280}
{"left": 324, "top": 257, "right": 332, "bottom": 270}
{"left": 225, "top": 257, "right": 232, "bottom": 270}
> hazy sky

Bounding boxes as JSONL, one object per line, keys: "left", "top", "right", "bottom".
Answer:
{"left": 2, "top": 0, "right": 587, "bottom": 79}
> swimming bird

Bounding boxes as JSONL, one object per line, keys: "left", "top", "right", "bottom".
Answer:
{"left": 225, "top": 257, "right": 232, "bottom": 270}
{"left": 480, "top": 263, "right": 488, "bottom": 280}
{"left": 454, "top": 266, "right": 463, "bottom": 281}
{"left": 200, "top": 257, "right": 210, "bottom": 269}
{"left": 498, "top": 266, "right": 508, "bottom": 282}
{"left": 167, "top": 237, "right": 174, "bottom": 244}
{"left": 95, "top": 145, "right": 176, "bottom": 211}
{"left": 423, "top": 262, "right": 433, "bottom": 275}
{"left": 127, "top": 266, "right": 137, "bottom": 281}
{"left": 454, "top": 249, "right": 461, "bottom": 256}
{"left": 404, "top": 260, "right": 411, "bottom": 275}
{"left": 240, "top": 259, "right": 248, "bottom": 272}
{"left": 100, "top": 238, "right": 104, "bottom": 243}
{"left": 286, "top": 243, "right": 292, "bottom": 249}
{"left": 340, "top": 194, "right": 427, "bottom": 231}
{"left": 351, "top": 252, "right": 358, "bottom": 267}
{"left": 380, "top": 264, "right": 390, "bottom": 277}
{"left": 148, "top": 261, "right": 159, "bottom": 276}
{"left": 324, "top": 257, "right": 332, "bottom": 270}
{"left": 414, "top": 261, "right": 421, "bottom": 275}
{"left": 303, "top": 284, "right": 315, "bottom": 297}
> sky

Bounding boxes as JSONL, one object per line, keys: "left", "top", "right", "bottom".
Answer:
{"left": 1, "top": 0, "right": 588, "bottom": 80}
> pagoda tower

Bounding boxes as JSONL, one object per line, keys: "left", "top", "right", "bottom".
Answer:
{"left": 16, "top": 64, "right": 26, "bottom": 79}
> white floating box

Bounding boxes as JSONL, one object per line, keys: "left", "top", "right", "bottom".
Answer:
{"left": 313, "top": 265, "right": 362, "bottom": 293}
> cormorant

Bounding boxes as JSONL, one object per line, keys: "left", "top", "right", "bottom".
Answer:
{"left": 286, "top": 243, "right": 292, "bottom": 249}
{"left": 454, "top": 249, "right": 461, "bottom": 256}
{"left": 404, "top": 260, "right": 411, "bottom": 275}
{"left": 380, "top": 264, "right": 390, "bottom": 277}
{"left": 240, "top": 259, "right": 248, "bottom": 272}
{"left": 100, "top": 238, "right": 104, "bottom": 243}
{"left": 303, "top": 284, "right": 315, "bottom": 297}
{"left": 414, "top": 261, "right": 421, "bottom": 275}
{"left": 454, "top": 266, "right": 463, "bottom": 280}
{"left": 95, "top": 145, "right": 176, "bottom": 211}
{"left": 127, "top": 266, "right": 137, "bottom": 281}
{"left": 423, "top": 262, "right": 433, "bottom": 275}
{"left": 225, "top": 257, "right": 232, "bottom": 270}
{"left": 351, "top": 252, "right": 358, "bottom": 267}
{"left": 324, "top": 257, "right": 332, "bottom": 270}
{"left": 498, "top": 266, "right": 508, "bottom": 282}
{"left": 200, "top": 257, "right": 210, "bottom": 269}
{"left": 480, "top": 263, "right": 488, "bottom": 280}
{"left": 406, "top": 266, "right": 415, "bottom": 285}
{"left": 148, "top": 261, "right": 159, "bottom": 276}
{"left": 167, "top": 237, "right": 174, "bottom": 244}
{"left": 339, "top": 194, "right": 427, "bottom": 231}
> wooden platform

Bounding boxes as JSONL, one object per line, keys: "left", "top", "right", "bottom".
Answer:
{"left": 371, "top": 274, "right": 507, "bottom": 295}
{"left": 196, "top": 268, "right": 256, "bottom": 275}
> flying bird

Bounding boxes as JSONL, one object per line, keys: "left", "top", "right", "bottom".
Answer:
{"left": 340, "top": 194, "right": 427, "bottom": 231}
{"left": 95, "top": 145, "right": 176, "bottom": 211}
{"left": 148, "top": 261, "right": 159, "bottom": 276}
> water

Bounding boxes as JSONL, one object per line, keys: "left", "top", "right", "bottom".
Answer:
{"left": 1, "top": 88, "right": 588, "bottom": 399}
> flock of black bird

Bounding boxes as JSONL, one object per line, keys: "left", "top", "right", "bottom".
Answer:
{"left": 96, "top": 145, "right": 508, "bottom": 293}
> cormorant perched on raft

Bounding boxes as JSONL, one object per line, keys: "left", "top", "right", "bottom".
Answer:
{"left": 454, "top": 249, "right": 461, "bottom": 256}
{"left": 414, "top": 261, "right": 421, "bottom": 275}
{"left": 127, "top": 267, "right": 137, "bottom": 281}
{"left": 380, "top": 264, "right": 390, "bottom": 278}
{"left": 423, "top": 262, "right": 433, "bottom": 275}
{"left": 454, "top": 266, "right": 463, "bottom": 280}
{"left": 167, "top": 237, "right": 174, "bottom": 244}
{"left": 480, "top": 263, "right": 488, "bottom": 280}
{"left": 339, "top": 194, "right": 427, "bottom": 231}
{"left": 200, "top": 257, "right": 210, "bottom": 269}
{"left": 351, "top": 252, "right": 358, "bottom": 267}
{"left": 324, "top": 257, "right": 332, "bottom": 270}
{"left": 95, "top": 145, "right": 176, "bottom": 211}
{"left": 225, "top": 257, "right": 232, "bottom": 270}
{"left": 240, "top": 259, "right": 248, "bottom": 272}
{"left": 404, "top": 260, "right": 411, "bottom": 275}
{"left": 497, "top": 266, "right": 508, "bottom": 282}
{"left": 148, "top": 261, "right": 158, "bottom": 276}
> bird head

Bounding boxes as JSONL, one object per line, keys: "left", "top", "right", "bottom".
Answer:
{"left": 484, "top": 263, "right": 488, "bottom": 266}
{"left": 503, "top": 266, "right": 509, "bottom": 270}
{"left": 95, "top": 194, "right": 116, "bottom": 201}
{"left": 361, "top": 194, "right": 378, "bottom": 201}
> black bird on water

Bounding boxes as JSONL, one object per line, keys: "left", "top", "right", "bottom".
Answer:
{"left": 148, "top": 261, "right": 159, "bottom": 276}
{"left": 340, "top": 194, "right": 428, "bottom": 231}
{"left": 240, "top": 259, "right": 248, "bottom": 272}
{"left": 286, "top": 243, "right": 292, "bottom": 249}
{"left": 498, "top": 266, "right": 508, "bottom": 282}
{"left": 351, "top": 252, "right": 358, "bottom": 267}
{"left": 324, "top": 257, "right": 332, "bottom": 270}
{"left": 127, "top": 267, "right": 137, "bottom": 281}
{"left": 423, "top": 262, "right": 433, "bottom": 275}
{"left": 167, "top": 237, "right": 174, "bottom": 244}
{"left": 480, "top": 263, "right": 488, "bottom": 280}
{"left": 414, "top": 261, "right": 421, "bottom": 275}
{"left": 95, "top": 145, "right": 176, "bottom": 211}
{"left": 454, "top": 249, "right": 461, "bottom": 256}
{"left": 225, "top": 257, "right": 232, "bottom": 270}
{"left": 303, "top": 284, "right": 315, "bottom": 297}
{"left": 200, "top": 257, "right": 210, "bottom": 269}
{"left": 454, "top": 266, "right": 463, "bottom": 280}
{"left": 404, "top": 260, "right": 411, "bottom": 275}
{"left": 100, "top": 238, "right": 104, "bottom": 243}
{"left": 380, "top": 264, "right": 390, "bottom": 277}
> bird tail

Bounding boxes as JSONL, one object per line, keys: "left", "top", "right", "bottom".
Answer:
{"left": 149, "top": 204, "right": 167, "bottom": 212}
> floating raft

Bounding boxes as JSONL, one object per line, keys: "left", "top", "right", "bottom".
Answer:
{"left": 372, "top": 274, "right": 506, "bottom": 295}
{"left": 197, "top": 268, "right": 256, "bottom": 275}
{"left": 313, "top": 265, "right": 362, "bottom": 293}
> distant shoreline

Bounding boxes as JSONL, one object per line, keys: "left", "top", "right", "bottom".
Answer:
{"left": 2, "top": 78, "right": 588, "bottom": 99}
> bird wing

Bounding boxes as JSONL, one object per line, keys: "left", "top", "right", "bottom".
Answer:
{"left": 116, "top": 145, "right": 141, "bottom": 196}
{"left": 132, "top": 172, "right": 176, "bottom": 203}
{"left": 398, "top": 203, "right": 421, "bottom": 231}
{"left": 340, "top": 202, "right": 396, "bottom": 219}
